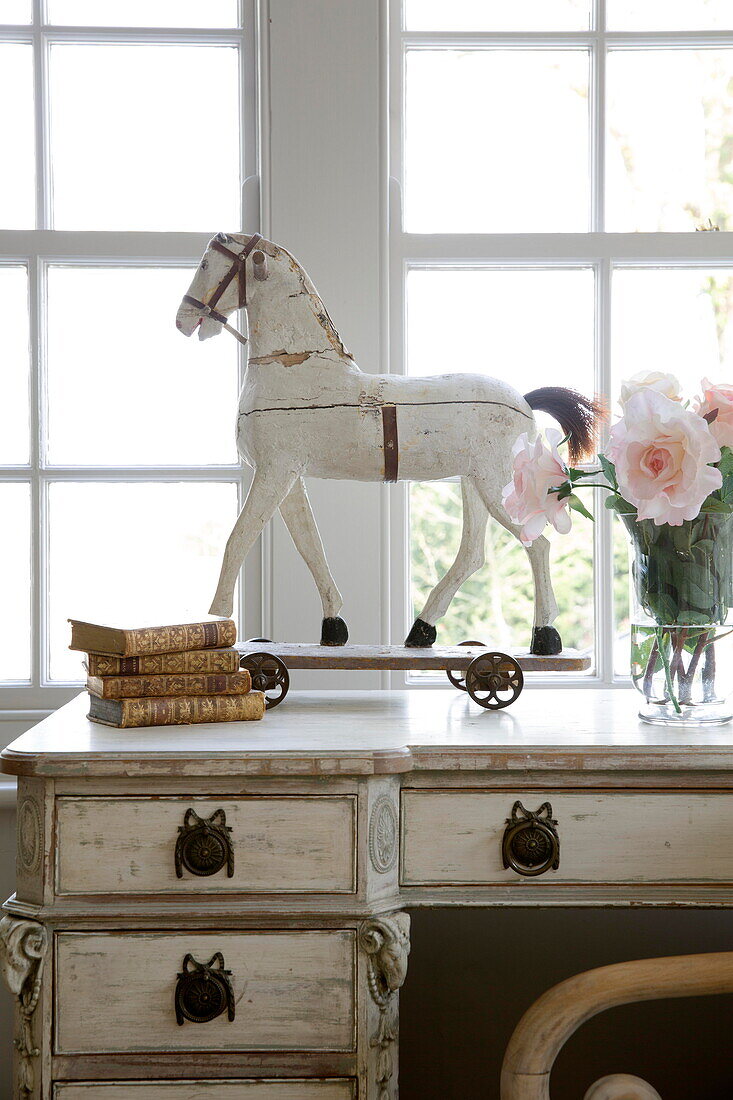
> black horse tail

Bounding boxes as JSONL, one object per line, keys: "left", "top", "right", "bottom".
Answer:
{"left": 524, "top": 386, "right": 605, "bottom": 464}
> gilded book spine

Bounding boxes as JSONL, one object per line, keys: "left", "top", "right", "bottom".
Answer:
{"left": 86, "top": 649, "right": 240, "bottom": 676}
{"left": 87, "top": 671, "right": 252, "bottom": 699}
{"left": 90, "top": 693, "right": 266, "bottom": 728}
{"left": 121, "top": 620, "right": 237, "bottom": 656}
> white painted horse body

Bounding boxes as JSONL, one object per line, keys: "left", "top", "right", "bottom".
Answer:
{"left": 240, "top": 366, "right": 531, "bottom": 482}
{"left": 177, "top": 233, "right": 598, "bottom": 652}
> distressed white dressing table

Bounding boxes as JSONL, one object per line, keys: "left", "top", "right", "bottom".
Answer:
{"left": 2, "top": 688, "right": 733, "bottom": 1099}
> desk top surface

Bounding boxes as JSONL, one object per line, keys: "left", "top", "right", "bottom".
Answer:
{"left": 4, "top": 689, "right": 733, "bottom": 778}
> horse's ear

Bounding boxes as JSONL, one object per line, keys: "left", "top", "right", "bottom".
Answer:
{"left": 252, "top": 250, "right": 268, "bottom": 281}
{"left": 216, "top": 232, "right": 230, "bottom": 244}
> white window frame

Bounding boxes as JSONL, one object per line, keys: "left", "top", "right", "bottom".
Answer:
{"left": 388, "top": 0, "right": 733, "bottom": 687}
{"left": 0, "top": 0, "right": 261, "bottom": 716}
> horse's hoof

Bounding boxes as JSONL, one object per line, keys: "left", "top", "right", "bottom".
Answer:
{"left": 404, "top": 618, "right": 437, "bottom": 648}
{"left": 321, "top": 617, "right": 349, "bottom": 646}
{"left": 531, "top": 626, "right": 562, "bottom": 655}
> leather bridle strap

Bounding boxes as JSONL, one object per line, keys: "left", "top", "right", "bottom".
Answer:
{"left": 183, "top": 233, "right": 262, "bottom": 346}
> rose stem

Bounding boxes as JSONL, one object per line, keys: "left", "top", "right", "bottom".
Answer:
{"left": 643, "top": 639, "right": 660, "bottom": 698}
{"left": 703, "top": 638, "right": 717, "bottom": 702}
{"left": 670, "top": 629, "right": 687, "bottom": 688}
{"left": 656, "top": 626, "right": 681, "bottom": 714}
{"left": 679, "top": 631, "right": 708, "bottom": 705}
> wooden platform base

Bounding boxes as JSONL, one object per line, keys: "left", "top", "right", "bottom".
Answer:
{"left": 237, "top": 642, "right": 591, "bottom": 674}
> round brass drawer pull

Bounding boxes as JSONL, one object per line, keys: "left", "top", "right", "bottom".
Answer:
{"left": 175, "top": 808, "right": 234, "bottom": 878}
{"left": 175, "top": 951, "right": 236, "bottom": 1025}
{"left": 502, "top": 801, "right": 560, "bottom": 877}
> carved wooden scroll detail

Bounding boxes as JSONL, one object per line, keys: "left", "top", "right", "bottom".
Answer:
{"left": 368, "top": 796, "right": 398, "bottom": 874}
{"left": 17, "top": 797, "right": 42, "bottom": 876}
{"left": 359, "top": 912, "right": 411, "bottom": 1100}
{"left": 0, "top": 916, "right": 49, "bottom": 1098}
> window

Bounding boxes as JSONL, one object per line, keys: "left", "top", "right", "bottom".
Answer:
{"left": 0, "top": 2, "right": 256, "bottom": 708}
{"left": 392, "top": 0, "right": 733, "bottom": 682}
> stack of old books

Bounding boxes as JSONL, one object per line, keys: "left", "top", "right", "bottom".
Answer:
{"left": 69, "top": 618, "right": 265, "bottom": 728}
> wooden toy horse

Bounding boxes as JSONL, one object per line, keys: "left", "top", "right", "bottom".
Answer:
{"left": 176, "top": 233, "right": 599, "bottom": 653}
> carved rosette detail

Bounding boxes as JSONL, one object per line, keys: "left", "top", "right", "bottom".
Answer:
{"left": 0, "top": 916, "right": 49, "bottom": 1098}
{"left": 17, "top": 798, "right": 42, "bottom": 876}
{"left": 359, "top": 913, "right": 411, "bottom": 1100}
{"left": 368, "top": 796, "right": 398, "bottom": 874}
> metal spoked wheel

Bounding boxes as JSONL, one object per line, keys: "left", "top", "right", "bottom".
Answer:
{"left": 465, "top": 652, "right": 524, "bottom": 710}
{"left": 446, "top": 640, "right": 487, "bottom": 691}
{"left": 239, "top": 651, "right": 290, "bottom": 710}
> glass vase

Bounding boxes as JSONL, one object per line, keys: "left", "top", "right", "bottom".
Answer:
{"left": 620, "top": 511, "right": 733, "bottom": 725}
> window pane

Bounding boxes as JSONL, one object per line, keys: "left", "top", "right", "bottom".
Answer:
{"left": 48, "top": 481, "right": 239, "bottom": 681}
{"left": 608, "top": 0, "right": 733, "bottom": 30}
{"left": 0, "top": 266, "right": 30, "bottom": 464}
{"left": 407, "top": 269, "right": 594, "bottom": 401}
{"left": 612, "top": 268, "right": 733, "bottom": 402}
{"left": 607, "top": 50, "right": 733, "bottom": 232}
{"left": 0, "top": 44, "right": 35, "bottom": 229}
{"left": 405, "top": 50, "right": 589, "bottom": 232}
{"left": 46, "top": 267, "right": 239, "bottom": 465}
{"left": 49, "top": 45, "right": 240, "bottom": 231}
{"left": 405, "top": 0, "right": 591, "bottom": 31}
{"left": 0, "top": 483, "right": 31, "bottom": 681}
{"left": 410, "top": 481, "right": 594, "bottom": 657}
{"left": 48, "top": 0, "right": 238, "bottom": 26}
{"left": 3, "top": 0, "right": 31, "bottom": 21}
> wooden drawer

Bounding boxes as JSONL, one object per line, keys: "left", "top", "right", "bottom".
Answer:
{"left": 54, "top": 1083, "right": 355, "bottom": 1099}
{"left": 55, "top": 796, "right": 356, "bottom": 894}
{"left": 401, "top": 790, "right": 733, "bottom": 885}
{"left": 54, "top": 932, "right": 355, "bottom": 1054}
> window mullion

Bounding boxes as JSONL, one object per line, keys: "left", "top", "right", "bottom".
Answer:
{"left": 591, "top": 0, "right": 606, "bottom": 232}
{"left": 32, "top": 0, "right": 48, "bottom": 229}
{"left": 595, "top": 255, "right": 613, "bottom": 683}
{"left": 29, "top": 254, "right": 42, "bottom": 689}
{"left": 396, "top": 233, "right": 733, "bottom": 262}
{"left": 35, "top": 467, "right": 245, "bottom": 479}
{"left": 401, "top": 32, "right": 599, "bottom": 48}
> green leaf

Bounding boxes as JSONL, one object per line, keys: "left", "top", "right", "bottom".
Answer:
{"left": 672, "top": 525, "right": 692, "bottom": 555}
{"left": 567, "top": 493, "right": 594, "bottom": 522}
{"left": 597, "top": 453, "right": 618, "bottom": 489}
{"left": 604, "top": 493, "right": 635, "bottom": 514}
{"left": 646, "top": 590, "right": 680, "bottom": 624}
{"left": 699, "top": 496, "right": 733, "bottom": 513}
{"left": 720, "top": 446, "right": 733, "bottom": 477}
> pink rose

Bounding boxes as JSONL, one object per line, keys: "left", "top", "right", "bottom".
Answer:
{"left": 694, "top": 378, "right": 733, "bottom": 448}
{"left": 619, "top": 370, "right": 682, "bottom": 408}
{"left": 502, "top": 429, "right": 572, "bottom": 546}
{"left": 606, "top": 389, "right": 721, "bottom": 525}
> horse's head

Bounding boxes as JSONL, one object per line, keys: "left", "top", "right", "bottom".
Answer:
{"left": 176, "top": 232, "right": 270, "bottom": 341}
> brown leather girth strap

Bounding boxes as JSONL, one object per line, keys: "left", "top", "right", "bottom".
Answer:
{"left": 382, "top": 404, "right": 399, "bottom": 482}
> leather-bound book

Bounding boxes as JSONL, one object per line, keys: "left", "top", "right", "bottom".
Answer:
{"left": 88, "top": 692, "right": 265, "bottom": 728}
{"left": 86, "top": 649, "right": 240, "bottom": 676}
{"left": 69, "top": 619, "right": 236, "bottom": 656}
{"left": 87, "top": 671, "right": 252, "bottom": 699}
